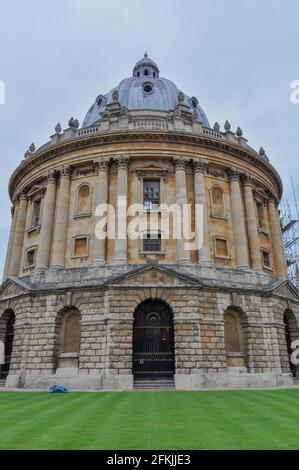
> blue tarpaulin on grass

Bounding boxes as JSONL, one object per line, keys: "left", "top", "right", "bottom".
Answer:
{"left": 49, "top": 385, "right": 69, "bottom": 393}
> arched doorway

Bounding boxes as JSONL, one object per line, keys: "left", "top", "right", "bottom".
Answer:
{"left": 0, "top": 311, "right": 15, "bottom": 380}
{"left": 133, "top": 300, "right": 175, "bottom": 378}
{"left": 283, "top": 310, "right": 298, "bottom": 377}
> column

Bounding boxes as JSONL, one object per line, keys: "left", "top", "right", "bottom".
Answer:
{"left": 91, "top": 157, "right": 110, "bottom": 266}
{"left": 9, "top": 192, "right": 28, "bottom": 277}
{"left": 243, "top": 174, "right": 262, "bottom": 270}
{"left": 267, "top": 193, "right": 288, "bottom": 279}
{"left": 51, "top": 166, "right": 72, "bottom": 268}
{"left": 228, "top": 168, "right": 249, "bottom": 268}
{"left": 113, "top": 156, "right": 129, "bottom": 265}
{"left": 36, "top": 170, "right": 57, "bottom": 270}
{"left": 192, "top": 160, "right": 211, "bottom": 264}
{"left": 173, "top": 157, "right": 191, "bottom": 264}
{"left": 3, "top": 202, "right": 19, "bottom": 280}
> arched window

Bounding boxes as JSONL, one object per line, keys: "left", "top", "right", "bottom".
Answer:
{"left": 144, "top": 69, "right": 149, "bottom": 76}
{"left": 55, "top": 308, "right": 81, "bottom": 369}
{"left": 224, "top": 308, "right": 246, "bottom": 368}
{"left": 76, "top": 184, "right": 91, "bottom": 216}
{"left": 210, "top": 186, "right": 225, "bottom": 218}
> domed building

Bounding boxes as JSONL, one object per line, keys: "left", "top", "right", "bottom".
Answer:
{"left": 0, "top": 53, "right": 299, "bottom": 390}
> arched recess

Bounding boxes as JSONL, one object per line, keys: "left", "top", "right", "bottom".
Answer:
{"left": 224, "top": 307, "right": 247, "bottom": 369}
{"left": 75, "top": 183, "right": 92, "bottom": 216}
{"left": 283, "top": 309, "right": 299, "bottom": 377}
{"left": 0, "top": 310, "right": 15, "bottom": 380}
{"left": 210, "top": 185, "right": 226, "bottom": 218}
{"left": 54, "top": 307, "right": 81, "bottom": 370}
{"left": 133, "top": 299, "right": 175, "bottom": 378}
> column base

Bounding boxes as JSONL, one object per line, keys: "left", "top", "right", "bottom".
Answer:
{"left": 177, "top": 258, "right": 192, "bottom": 266}
{"left": 49, "top": 265, "right": 65, "bottom": 270}
{"left": 197, "top": 260, "right": 213, "bottom": 266}
{"left": 113, "top": 258, "right": 127, "bottom": 266}
{"left": 90, "top": 259, "right": 106, "bottom": 267}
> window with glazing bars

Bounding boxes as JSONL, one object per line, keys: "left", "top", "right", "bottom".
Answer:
{"left": 144, "top": 180, "right": 160, "bottom": 210}
{"left": 143, "top": 234, "right": 161, "bottom": 252}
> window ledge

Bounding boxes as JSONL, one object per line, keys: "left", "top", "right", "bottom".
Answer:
{"left": 214, "top": 255, "right": 231, "bottom": 260}
{"left": 73, "top": 213, "right": 92, "bottom": 219}
{"left": 263, "top": 265, "right": 273, "bottom": 272}
{"left": 26, "top": 225, "right": 41, "bottom": 235}
{"left": 23, "top": 265, "right": 35, "bottom": 272}
{"left": 226, "top": 353, "right": 246, "bottom": 358}
{"left": 59, "top": 353, "right": 79, "bottom": 359}
{"left": 139, "top": 251, "right": 166, "bottom": 256}
{"left": 258, "top": 227, "right": 270, "bottom": 236}
{"left": 211, "top": 215, "right": 229, "bottom": 221}
{"left": 71, "top": 255, "right": 89, "bottom": 260}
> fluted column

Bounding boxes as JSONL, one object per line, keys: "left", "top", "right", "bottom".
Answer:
{"left": 36, "top": 170, "right": 57, "bottom": 270}
{"left": 193, "top": 160, "right": 211, "bottom": 264}
{"left": 113, "top": 156, "right": 129, "bottom": 265}
{"left": 228, "top": 168, "right": 249, "bottom": 268}
{"left": 173, "top": 157, "right": 191, "bottom": 264}
{"left": 51, "top": 167, "right": 72, "bottom": 268}
{"left": 267, "top": 193, "right": 288, "bottom": 279}
{"left": 91, "top": 157, "right": 110, "bottom": 266}
{"left": 243, "top": 175, "right": 262, "bottom": 270}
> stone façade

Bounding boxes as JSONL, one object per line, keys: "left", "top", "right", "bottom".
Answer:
{"left": 1, "top": 263, "right": 299, "bottom": 390}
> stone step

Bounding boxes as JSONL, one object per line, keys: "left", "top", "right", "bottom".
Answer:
{"left": 0, "top": 379, "right": 6, "bottom": 388}
{"left": 134, "top": 377, "right": 175, "bottom": 390}
{"left": 293, "top": 377, "right": 299, "bottom": 385}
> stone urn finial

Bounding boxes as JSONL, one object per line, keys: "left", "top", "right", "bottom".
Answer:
{"left": 29, "top": 142, "right": 36, "bottom": 153}
{"left": 178, "top": 91, "right": 185, "bottom": 104}
{"left": 236, "top": 126, "right": 243, "bottom": 137}
{"left": 112, "top": 89, "right": 119, "bottom": 102}
{"left": 224, "top": 120, "right": 231, "bottom": 131}
{"left": 55, "top": 123, "right": 62, "bottom": 134}
{"left": 213, "top": 122, "right": 220, "bottom": 131}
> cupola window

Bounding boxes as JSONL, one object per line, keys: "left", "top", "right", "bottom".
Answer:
{"left": 144, "top": 69, "right": 149, "bottom": 76}
{"left": 142, "top": 82, "right": 153, "bottom": 94}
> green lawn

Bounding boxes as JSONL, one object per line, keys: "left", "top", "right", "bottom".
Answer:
{"left": 0, "top": 389, "right": 299, "bottom": 450}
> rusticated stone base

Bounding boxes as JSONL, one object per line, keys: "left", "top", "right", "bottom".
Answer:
{"left": 0, "top": 263, "right": 299, "bottom": 391}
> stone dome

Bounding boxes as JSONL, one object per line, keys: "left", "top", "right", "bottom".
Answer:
{"left": 82, "top": 53, "right": 210, "bottom": 128}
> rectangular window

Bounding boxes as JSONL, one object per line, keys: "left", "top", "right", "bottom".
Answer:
{"left": 31, "top": 199, "right": 41, "bottom": 227}
{"left": 215, "top": 238, "right": 229, "bottom": 257}
{"left": 26, "top": 248, "right": 36, "bottom": 268}
{"left": 74, "top": 237, "right": 88, "bottom": 257}
{"left": 144, "top": 180, "right": 160, "bottom": 210}
{"left": 256, "top": 202, "right": 264, "bottom": 228}
{"left": 262, "top": 250, "right": 271, "bottom": 268}
{"left": 143, "top": 234, "right": 161, "bottom": 252}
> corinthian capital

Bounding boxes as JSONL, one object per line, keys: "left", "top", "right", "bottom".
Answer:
{"left": 94, "top": 157, "right": 110, "bottom": 173}
{"left": 242, "top": 173, "right": 255, "bottom": 187}
{"left": 45, "top": 169, "right": 57, "bottom": 184}
{"left": 116, "top": 155, "right": 130, "bottom": 169}
{"left": 173, "top": 156, "right": 188, "bottom": 171}
{"left": 192, "top": 159, "right": 208, "bottom": 174}
{"left": 59, "top": 165, "right": 73, "bottom": 179}
{"left": 227, "top": 167, "right": 241, "bottom": 182}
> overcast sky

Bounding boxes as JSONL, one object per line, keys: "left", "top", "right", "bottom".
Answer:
{"left": 0, "top": 0, "right": 298, "bottom": 278}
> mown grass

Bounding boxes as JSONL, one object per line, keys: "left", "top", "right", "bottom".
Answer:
{"left": 0, "top": 389, "right": 298, "bottom": 449}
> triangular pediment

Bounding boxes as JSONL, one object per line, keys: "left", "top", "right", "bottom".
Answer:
{"left": 104, "top": 264, "right": 201, "bottom": 287}
{"left": 135, "top": 161, "right": 170, "bottom": 174}
{"left": 26, "top": 184, "right": 46, "bottom": 198}
{"left": 0, "top": 277, "right": 33, "bottom": 301}
{"left": 270, "top": 280, "right": 299, "bottom": 301}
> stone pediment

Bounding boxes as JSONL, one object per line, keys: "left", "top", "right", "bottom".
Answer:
{"left": 104, "top": 265, "right": 201, "bottom": 287}
{"left": 270, "top": 280, "right": 299, "bottom": 301}
{"left": 0, "top": 277, "right": 33, "bottom": 301}
{"left": 135, "top": 161, "right": 170, "bottom": 176}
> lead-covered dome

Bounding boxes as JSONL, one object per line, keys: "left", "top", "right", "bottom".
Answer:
{"left": 82, "top": 53, "right": 209, "bottom": 128}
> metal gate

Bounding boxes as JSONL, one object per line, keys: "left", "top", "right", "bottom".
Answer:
{"left": 133, "top": 300, "right": 175, "bottom": 378}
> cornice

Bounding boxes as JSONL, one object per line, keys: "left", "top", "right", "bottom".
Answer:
{"left": 8, "top": 130, "right": 283, "bottom": 200}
